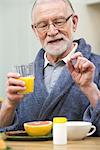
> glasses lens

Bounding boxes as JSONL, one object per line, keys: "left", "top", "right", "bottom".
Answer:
{"left": 35, "top": 14, "right": 73, "bottom": 33}
{"left": 36, "top": 21, "right": 48, "bottom": 32}
{"left": 54, "top": 18, "right": 66, "bottom": 28}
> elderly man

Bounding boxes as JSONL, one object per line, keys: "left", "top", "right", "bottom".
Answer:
{"left": 0, "top": 0, "right": 100, "bottom": 136}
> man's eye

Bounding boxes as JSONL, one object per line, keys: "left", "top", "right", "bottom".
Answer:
{"left": 56, "top": 21, "right": 63, "bottom": 24}
{"left": 38, "top": 23, "right": 47, "bottom": 28}
{"left": 55, "top": 19, "right": 65, "bottom": 25}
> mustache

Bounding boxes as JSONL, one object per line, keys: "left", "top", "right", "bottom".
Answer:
{"left": 48, "top": 38, "right": 63, "bottom": 43}
{"left": 46, "top": 35, "right": 66, "bottom": 43}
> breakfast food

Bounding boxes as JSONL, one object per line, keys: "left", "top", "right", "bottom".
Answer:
{"left": 0, "top": 138, "right": 7, "bottom": 150}
{"left": 5, "top": 130, "right": 27, "bottom": 136}
{"left": 24, "top": 121, "right": 52, "bottom": 136}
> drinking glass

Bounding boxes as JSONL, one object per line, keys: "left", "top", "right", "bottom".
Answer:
{"left": 14, "top": 63, "right": 35, "bottom": 94}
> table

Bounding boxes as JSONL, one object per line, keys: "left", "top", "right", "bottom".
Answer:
{"left": 6, "top": 137, "right": 100, "bottom": 150}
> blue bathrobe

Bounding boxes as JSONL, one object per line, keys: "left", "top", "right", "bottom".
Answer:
{"left": 0, "top": 38, "right": 100, "bottom": 136}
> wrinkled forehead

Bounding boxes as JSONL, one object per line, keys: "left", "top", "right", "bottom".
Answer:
{"left": 34, "top": 0, "right": 65, "bottom": 7}
{"left": 32, "top": 0, "right": 72, "bottom": 22}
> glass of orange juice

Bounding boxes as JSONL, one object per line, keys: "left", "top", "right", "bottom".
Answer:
{"left": 15, "top": 63, "right": 35, "bottom": 94}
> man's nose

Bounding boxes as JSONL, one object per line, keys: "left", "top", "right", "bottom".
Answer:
{"left": 47, "top": 24, "right": 59, "bottom": 36}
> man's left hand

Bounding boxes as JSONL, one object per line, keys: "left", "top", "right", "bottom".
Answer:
{"left": 67, "top": 52, "right": 100, "bottom": 107}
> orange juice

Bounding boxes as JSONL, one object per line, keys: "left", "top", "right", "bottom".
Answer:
{"left": 19, "top": 76, "right": 35, "bottom": 94}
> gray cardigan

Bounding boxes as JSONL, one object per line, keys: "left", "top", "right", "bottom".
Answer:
{"left": 0, "top": 38, "right": 100, "bottom": 136}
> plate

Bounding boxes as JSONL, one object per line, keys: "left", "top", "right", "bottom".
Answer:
{"left": 5, "top": 134, "right": 53, "bottom": 141}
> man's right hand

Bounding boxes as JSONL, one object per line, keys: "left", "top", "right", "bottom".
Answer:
{"left": 6, "top": 72, "right": 26, "bottom": 105}
{"left": 0, "top": 72, "right": 26, "bottom": 128}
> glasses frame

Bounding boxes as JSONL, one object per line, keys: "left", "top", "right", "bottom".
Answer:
{"left": 32, "top": 14, "right": 73, "bottom": 33}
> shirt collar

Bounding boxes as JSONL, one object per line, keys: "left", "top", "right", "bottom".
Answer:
{"left": 62, "top": 42, "right": 78, "bottom": 63}
{"left": 44, "top": 52, "right": 50, "bottom": 68}
{"left": 44, "top": 42, "right": 78, "bottom": 68}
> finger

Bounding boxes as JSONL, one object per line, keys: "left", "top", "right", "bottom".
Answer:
{"left": 82, "top": 60, "right": 95, "bottom": 72}
{"left": 74, "top": 57, "right": 95, "bottom": 73}
{"left": 67, "top": 60, "right": 74, "bottom": 73}
{"left": 68, "top": 52, "right": 83, "bottom": 72}
{"left": 70, "top": 52, "right": 83, "bottom": 61}
{"left": 7, "top": 72, "right": 21, "bottom": 79}
{"left": 68, "top": 57, "right": 81, "bottom": 73}
{"left": 7, "top": 85, "right": 26, "bottom": 94}
{"left": 74, "top": 57, "right": 86, "bottom": 72}
{"left": 7, "top": 77, "right": 25, "bottom": 87}
{"left": 7, "top": 93, "right": 24, "bottom": 101}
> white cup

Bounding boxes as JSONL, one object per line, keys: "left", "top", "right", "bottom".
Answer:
{"left": 66, "top": 121, "right": 96, "bottom": 140}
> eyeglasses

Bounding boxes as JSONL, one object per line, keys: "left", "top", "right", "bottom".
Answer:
{"left": 32, "top": 14, "right": 73, "bottom": 33}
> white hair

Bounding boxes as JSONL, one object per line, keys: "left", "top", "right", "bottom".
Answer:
{"left": 31, "top": 0, "right": 74, "bottom": 20}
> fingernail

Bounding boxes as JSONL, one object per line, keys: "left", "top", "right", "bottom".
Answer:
{"left": 71, "top": 59, "right": 77, "bottom": 65}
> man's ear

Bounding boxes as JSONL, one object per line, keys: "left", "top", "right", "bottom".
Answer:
{"left": 72, "top": 15, "right": 78, "bottom": 32}
{"left": 31, "top": 24, "right": 39, "bottom": 37}
{"left": 31, "top": 24, "right": 35, "bottom": 32}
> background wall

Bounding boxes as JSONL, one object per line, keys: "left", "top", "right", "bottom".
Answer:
{"left": 71, "top": 0, "right": 100, "bottom": 54}
{"left": 0, "top": 0, "right": 100, "bottom": 98}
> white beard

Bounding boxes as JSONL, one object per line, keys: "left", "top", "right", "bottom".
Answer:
{"left": 43, "top": 38, "right": 73, "bottom": 56}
